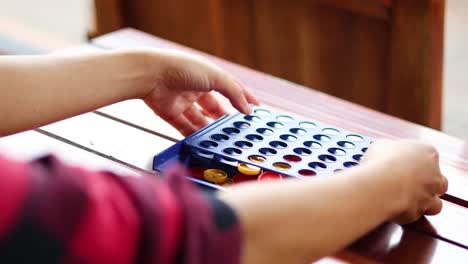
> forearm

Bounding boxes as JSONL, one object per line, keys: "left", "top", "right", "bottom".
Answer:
{"left": 0, "top": 50, "right": 153, "bottom": 136}
{"left": 219, "top": 163, "right": 403, "bottom": 264}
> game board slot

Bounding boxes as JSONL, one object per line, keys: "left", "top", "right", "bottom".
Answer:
{"left": 347, "top": 134, "right": 365, "bottom": 142}
{"left": 337, "top": 141, "right": 356, "bottom": 149}
{"left": 290, "top": 128, "right": 307, "bottom": 135}
{"left": 322, "top": 128, "right": 341, "bottom": 135}
{"left": 245, "top": 134, "right": 264, "bottom": 142}
{"left": 267, "top": 121, "right": 284, "bottom": 129}
{"left": 328, "top": 147, "right": 346, "bottom": 156}
{"left": 270, "top": 141, "right": 288, "bottom": 149}
{"left": 344, "top": 161, "right": 359, "bottom": 168}
{"left": 294, "top": 147, "right": 312, "bottom": 155}
{"left": 222, "top": 127, "right": 240, "bottom": 135}
{"left": 272, "top": 162, "right": 292, "bottom": 170}
{"left": 191, "top": 148, "right": 214, "bottom": 159}
{"left": 233, "top": 121, "right": 250, "bottom": 129}
{"left": 299, "top": 121, "right": 317, "bottom": 128}
{"left": 313, "top": 134, "right": 332, "bottom": 142}
{"left": 276, "top": 115, "right": 294, "bottom": 123}
{"left": 353, "top": 154, "right": 363, "bottom": 162}
{"left": 244, "top": 115, "right": 261, "bottom": 122}
{"left": 298, "top": 169, "right": 317, "bottom": 176}
{"left": 283, "top": 154, "right": 302, "bottom": 162}
{"left": 253, "top": 108, "right": 271, "bottom": 116}
{"left": 211, "top": 133, "right": 229, "bottom": 142}
{"left": 319, "top": 154, "right": 337, "bottom": 163}
{"left": 280, "top": 134, "right": 297, "bottom": 142}
{"left": 223, "top": 147, "right": 242, "bottom": 155}
{"left": 256, "top": 127, "right": 274, "bottom": 136}
{"left": 309, "top": 161, "right": 327, "bottom": 170}
{"left": 215, "top": 155, "right": 238, "bottom": 164}
{"left": 199, "top": 140, "right": 218, "bottom": 149}
{"left": 361, "top": 147, "right": 368, "bottom": 153}
{"left": 234, "top": 140, "right": 253, "bottom": 149}
{"left": 259, "top": 147, "right": 277, "bottom": 156}
{"left": 248, "top": 155, "right": 267, "bottom": 163}
{"left": 238, "top": 162, "right": 262, "bottom": 176}
{"left": 304, "top": 141, "right": 322, "bottom": 149}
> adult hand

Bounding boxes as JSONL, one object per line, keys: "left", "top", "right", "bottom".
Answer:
{"left": 363, "top": 140, "right": 448, "bottom": 224}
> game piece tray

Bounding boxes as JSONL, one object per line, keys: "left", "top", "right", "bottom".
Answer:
{"left": 153, "top": 106, "right": 372, "bottom": 190}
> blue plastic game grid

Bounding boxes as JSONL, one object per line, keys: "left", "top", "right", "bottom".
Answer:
{"left": 153, "top": 106, "right": 372, "bottom": 182}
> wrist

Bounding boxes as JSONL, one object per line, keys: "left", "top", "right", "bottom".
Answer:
{"left": 108, "top": 49, "right": 157, "bottom": 100}
{"left": 354, "top": 162, "right": 407, "bottom": 220}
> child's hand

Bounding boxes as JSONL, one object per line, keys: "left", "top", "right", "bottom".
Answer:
{"left": 141, "top": 49, "right": 260, "bottom": 136}
{"left": 363, "top": 140, "right": 448, "bottom": 224}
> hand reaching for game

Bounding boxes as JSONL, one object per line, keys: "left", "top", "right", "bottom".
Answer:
{"left": 141, "top": 49, "right": 260, "bottom": 136}
{"left": 362, "top": 140, "right": 448, "bottom": 224}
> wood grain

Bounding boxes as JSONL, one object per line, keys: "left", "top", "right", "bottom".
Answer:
{"left": 387, "top": 0, "right": 445, "bottom": 129}
{"left": 319, "top": 0, "right": 391, "bottom": 20}
{"left": 90, "top": 0, "right": 124, "bottom": 38}
{"left": 90, "top": 0, "right": 444, "bottom": 129}
{"left": 253, "top": 0, "right": 389, "bottom": 111}
{"left": 0, "top": 130, "right": 140, "bottom": 176}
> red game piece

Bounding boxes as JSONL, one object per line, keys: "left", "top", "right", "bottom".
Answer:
{"left": 188, "top": 167, "right": 208, "bottom": 180}
{"left": 233, "top": 173, "right": 257, "bottom": 184}
{"left": 258, "top": 171, "right": 283, "bottom": 182}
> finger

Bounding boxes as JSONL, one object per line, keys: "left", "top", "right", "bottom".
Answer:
{"left": 241, "top": 83, "right": 261, "bottom": 106}
{"left": 197, "top": 93, "right": 228, "bottom": 119}
{"left": 424, "top": 197, "right": 443, "bottom": 216}
{"left": 183, "top": 105, "right": 210, "bottom": 129}
{"left": 233, "top": 79, "right": 260, "bottom": 105}
{"left": 438, "top": 175, "right": 449, "bottom": 195}
{"left": 166, "top": 114, "right": 199, "bottom": 137}
{"left": 211, "top": 74, "right": 251, "bottom": 115}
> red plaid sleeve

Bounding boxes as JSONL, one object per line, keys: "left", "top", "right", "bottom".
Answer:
{"left": 0, "top": 155, "right": 241, "bottom": 264}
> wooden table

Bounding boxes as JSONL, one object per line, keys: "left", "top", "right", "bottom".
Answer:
{"left": 1, "top": 28, "right": 467, "bottom": 263}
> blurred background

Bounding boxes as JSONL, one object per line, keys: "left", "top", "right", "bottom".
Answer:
{"left": 0, "top": 0, "right": 466, "bottom": 139}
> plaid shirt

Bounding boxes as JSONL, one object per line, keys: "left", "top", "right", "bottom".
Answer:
{"left": 0, "top": 155, "right": 241, "bottom": 264}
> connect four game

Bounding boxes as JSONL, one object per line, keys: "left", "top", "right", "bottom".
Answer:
{"left": 153, "top": 106, "right": 372, "bottom": 190}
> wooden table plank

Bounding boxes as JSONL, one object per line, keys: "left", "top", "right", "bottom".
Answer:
{"left": 351, "top": 223, "right": 468, "bottom": 263}
{"left": 39, "top": 112, "right": 174, "bottom": 172}
{"left": 0, "top": 130, "right": 140, "bottom": 176}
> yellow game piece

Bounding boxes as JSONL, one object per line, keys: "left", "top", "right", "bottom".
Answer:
{"left": 219, "top": 178, "right": 233, "bottom": 187}
{"left": 248, "top": 155, "right": 266, "bottom": 163}
{"left": 272, "top": 162, "right": 291, "bottom": 170}
{"left": 237, "top": 162, "right": 262, "bottom": 176}
{"left": 203, "top": 169, "right": 228, "bottom": 184}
